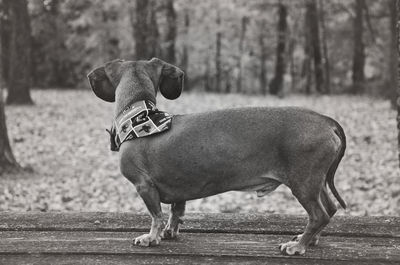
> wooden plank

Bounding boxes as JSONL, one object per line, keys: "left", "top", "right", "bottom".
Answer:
{"left": 0, "top": 231, "right": 398, "bottom": 263}
{"left": 0, "top": 254, "right": 394, "bottom": 265}
{"left": 0, "top": 212, "right": 398, "bottom": 238}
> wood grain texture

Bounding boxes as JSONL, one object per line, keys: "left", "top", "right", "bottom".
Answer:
{"left": 0, "top": 212, "right": 398, "bottom": 264}
{"left": 0, "top": 231, "right": 398, "bottom": 261}
{"left": 0, "top": 212, "right": 398, "bottom": 237}
{"left": 0, "top": 255, "right": 396, "bottom": 265}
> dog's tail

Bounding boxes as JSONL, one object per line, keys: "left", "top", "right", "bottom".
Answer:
{"left": 326, "top": 119, "right": 347, "bottom": 209}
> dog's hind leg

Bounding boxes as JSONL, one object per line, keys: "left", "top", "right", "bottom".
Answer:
{"left": 320, "top": 186, "right": 337, "bottom": 217}
{"left": 133, "top": 180, "right": 164, "bottom": 247}
{"left": 312, "top": 186, "right": 338, "bottom": 245}
{"left": 162, "top": 201, "right": 186, "bottom": 239}
{"left": 280, "top": 183, "right": 330, "bottom": 255}
{"left": 292, "top": 186, "right": 337, "bottom": 246}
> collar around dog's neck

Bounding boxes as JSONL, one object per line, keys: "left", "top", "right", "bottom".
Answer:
{"left": 115, "top": 96, "right": 156, "bottom": 121}
{"left": 107, "top": 100, "right": 172, "bottom": 151}
{"left": 115, "top": 100, "right": 156, "bottom": 126}
{"left": 114, "top": 87, "right": 157, "bottom": 119}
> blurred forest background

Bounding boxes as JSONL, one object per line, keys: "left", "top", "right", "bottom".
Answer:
{"left": 0, "top": 0, "right": 399, "bottom": 216}
{"left": 0, "top": 0, "right": 398, "bottom": 96}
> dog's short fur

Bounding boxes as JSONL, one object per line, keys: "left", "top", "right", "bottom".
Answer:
{"left": 88, "top": 58, "right": 347, "bottom": 256}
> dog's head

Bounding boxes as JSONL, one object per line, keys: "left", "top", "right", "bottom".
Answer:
{"left": 87, "top": 58, "right": 184, "bottom": 111}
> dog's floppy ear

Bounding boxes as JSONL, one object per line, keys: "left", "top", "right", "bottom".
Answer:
{"left": 149, "top": 58, "right": 184, "bottom": 100}
{"left": 87, "top": 59, "right": 124, "bottom": 102}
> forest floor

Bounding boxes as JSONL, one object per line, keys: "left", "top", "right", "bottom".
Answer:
{"left": 2, "top": 90, "right": 399, "bottom": 216}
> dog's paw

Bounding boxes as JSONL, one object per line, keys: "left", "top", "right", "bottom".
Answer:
{"left": 279, "top": 241, "right": 306, "bottom": 256}
{"left": 291, "top": 233, "right": 319, "bottom": 246}
{"left": 161, "top": 219, "right": 182, "bottom": 240}
{"left": 133, "top": 233, "right": 161, "bottom": 247}
{"left": 161, "top": 228, "right": 178, "bottom": 240}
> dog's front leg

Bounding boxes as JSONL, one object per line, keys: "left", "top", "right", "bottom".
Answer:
{"left": 161, "top": 201, "right": 186, "bottom": 239}
{"left": 133, "top": 180, "right": 164, "bottom": 247}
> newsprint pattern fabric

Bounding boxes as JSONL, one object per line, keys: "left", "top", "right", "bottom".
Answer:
{"left": 107, "top": 100, "right": 172, "bottom": 151}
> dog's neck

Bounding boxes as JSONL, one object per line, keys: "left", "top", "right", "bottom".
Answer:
{"left": 115, "top": 89, "right": 156, "bottom": 119}
{"left": 114, "top": 72, "right": 158, "bottom": 119}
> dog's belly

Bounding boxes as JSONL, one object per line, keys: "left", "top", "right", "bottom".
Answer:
{"left": 150, "top": 151, "right": 285, "bottom": 202}
{"left": 237, "top": 174, "right": 282, "bottom": 197}
{"left": 154, "top": 172, "right": 282, "bottom": 203}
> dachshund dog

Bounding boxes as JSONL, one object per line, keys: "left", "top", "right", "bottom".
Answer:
{"left": 87, "top": 58, "right": 346, "bottom": 255}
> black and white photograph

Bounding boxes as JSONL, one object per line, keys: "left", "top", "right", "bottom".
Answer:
{"left": 0, "top": 0, "right": 399, "bottom": 264}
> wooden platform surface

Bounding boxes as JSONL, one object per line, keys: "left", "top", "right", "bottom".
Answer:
{"left": 0, "top": 212, "right": 399, "bottom": 264}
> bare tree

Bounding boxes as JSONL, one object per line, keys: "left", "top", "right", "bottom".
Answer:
{"left": 0, "top": 89, "right": 17, "bottom": 173}
{"left": 132, "top": 0, "right": 148, "bottom": 59}
{"left": 301, "top": 0, "right": 325, "bottom": 94}
{"left": 351, "top": 0, "right": 365, "bottom": 94}
{"left": 236, "top": 16, "right": 248, "bottom": 93}
{"left": 308, "top": 0, "right": 324, "bottom": 93}
{"left": 6, "top": 0, "right": 33, "bottom": 105}
{"left": 215, "top": 10, "right": 222, "bottom": 93}
{"left": 181, "top": 8, "right": 190, "bottom": 90}
{"left": 0, "top": 10, "right": 19, "bottom": 173}
{"left": 132, "top": 0, "right": 160, "bottom": 60}
{"left": 269, "top": 2, "right": 288, "bottom": 95}
{"left": 319, "top": 0, "right": 331, "bottom": 93}
{"left": 0, "top": 0, "right": 10, "bottom": 87}
{"left": 388, "top": 0, "right": 397, "bottom": 107}
{"left": 149, "top": 2, "right": 160, "bottom": 58}
{"left": 259, "top": 30, "right": 268, "bottom": 95}
{"left": 302, "top": 2, "right": 312, "bottom": 94}
{"left": 287, "top": 13, "right": 299, "bottom": 93}
{"left": 396, "top": 0, "right": 400, "bottom": 168}
{"left": 204, "top": 53, "right": 212, "bottom": 92}
{"left": 164, "top": 0, "right": 176, "bottom": 64}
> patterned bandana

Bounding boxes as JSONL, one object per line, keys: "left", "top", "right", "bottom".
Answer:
{"left": 107, "top": 100, "right": 172, "bottom": 151}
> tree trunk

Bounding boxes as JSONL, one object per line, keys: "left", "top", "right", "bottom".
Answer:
{"left": 224, "top": 68, "right": 232, "bottom": 93}
{"left": 396, "top": 0, "right": 400, "bottom": 168}
{"left": 259, "top": 33, "right": 268, "bottom": 95}
{"left": 0, "top": 12, "right": 19, "bottom": 174}
{"left": 164, "top": 0, "right": 176, "bottom": 64}
{"left": 0, "top": 0, "right": 10, "bottom": 87}
{"left": 319, "top": 0, "right": 331, "bottom": 94}
{"left": 351, "top": 0, "right": 365, "bottom": 94}
{"left": 389, "top": 0, "right": 397, "bottom": 107}
{"left": 307, "top": 0, "right": 324, "bottom": 94}
{"left": 0, "top": 89, "right": 18, "bottom": 173}
{"left": 181, "top": 8, "right": 190, "bottom": 90}
{"left": 133, "top": 0, "right": 148, "bottom": 59}
{"left": 236, "top": 16, "right": 248, "bottom": 94}
{"left": 6, "top": 0, "right": 33, "bottom": 105}
{"left": 302, "top": 2, "right": 312, "bottom": 94}
{"left": 31, "top": 0, "right": 70, "bottom": 88}
{"left": 132, "top": 0, "right": 159, "bottom": 60}
{"left": 215, "top": 10, "right": 222, "bottom": 93}
{"left": 269, "top": 3, "right": 288, "bottom": 96}
{"left": 288, "top": 37, "right": 296, "bottom": 92}
{"left": 204, "top": 55, "right": 212, "bottom": 92}
{"left": 149, "top": 1, "right": 160, "bottom": 58}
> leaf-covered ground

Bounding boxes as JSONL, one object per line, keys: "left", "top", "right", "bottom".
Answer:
{"left": 2, "top": 90, "right": 399, "bottom": 216}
